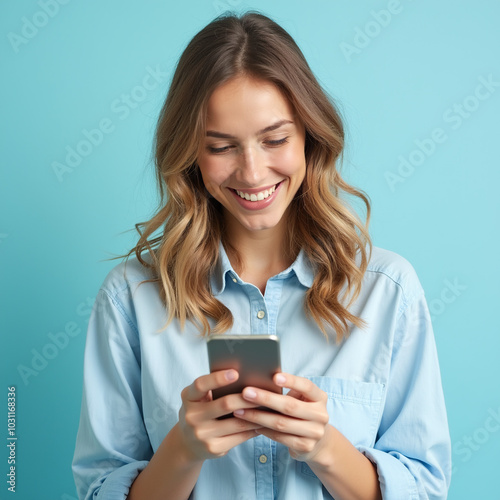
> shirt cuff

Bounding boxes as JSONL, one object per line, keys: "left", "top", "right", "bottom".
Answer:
{"left": 95, "top": 460, "right": 149, "bottom": 499}
{"left": 358, "top": 447, "right": 419, "bottom": 500}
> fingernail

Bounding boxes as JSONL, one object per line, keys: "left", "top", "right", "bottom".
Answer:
{"left": 244, "top": 388, "right": 257, "bottom": 400}
{"left": 226, "top": 370, "right": 237, "bottom": 381}
{"left": 234, "top": 409, "right": 244, "bottom": 416}
{"left": 275, "top": 373, "right": 286, "bottom": 385}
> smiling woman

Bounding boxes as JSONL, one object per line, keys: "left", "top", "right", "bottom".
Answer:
{"left": 198, "top": 76, "right": 306, "bottom": 241}
{"left": 72, "top": 11, "right": 451, "bottom": 500}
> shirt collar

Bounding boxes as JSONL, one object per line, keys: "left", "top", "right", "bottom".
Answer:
{"left": 210, "top": 242, "right": 315, "bottom": 296}
{"left": 210, "top": 243, "right": 235, "bottom": 296}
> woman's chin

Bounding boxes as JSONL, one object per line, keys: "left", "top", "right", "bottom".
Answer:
{"left": 229, "top": 214, "right": 285, "bottom": 234}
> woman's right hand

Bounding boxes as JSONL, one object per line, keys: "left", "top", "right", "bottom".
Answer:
{"left": 177, "top": 369, "right": 262, "bottom": 463}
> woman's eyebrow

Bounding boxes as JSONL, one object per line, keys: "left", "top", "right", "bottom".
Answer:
{"left": 206, "top": 119, "right": 293, "bottom": 139}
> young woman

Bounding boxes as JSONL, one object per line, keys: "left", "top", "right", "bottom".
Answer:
{"left": 72, "top": 12, "right": 451, "bottom": 500}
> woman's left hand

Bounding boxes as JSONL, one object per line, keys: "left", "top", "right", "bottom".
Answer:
{"left": 233, "top": 373, "right": 332, "bottom": 465}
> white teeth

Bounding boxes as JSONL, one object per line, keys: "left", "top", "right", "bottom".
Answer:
{"left": 235, "top": 184, "right": 277, "bottom": 202}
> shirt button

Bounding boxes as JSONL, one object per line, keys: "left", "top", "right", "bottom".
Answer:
{"left": 232, "top": 277, "right": 237, "bottom": 283}
{"left": 257, "top": 310, "right": 265, "bottom": 319}
{"left": 258, "top": 454, "right": 268, "bottom": 464}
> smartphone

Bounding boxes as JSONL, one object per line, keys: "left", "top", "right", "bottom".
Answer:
{"left": 206, "top": 334, "right": 282, "bottom": 403}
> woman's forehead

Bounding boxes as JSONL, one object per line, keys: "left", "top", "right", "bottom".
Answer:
{"left": 204, "top": 75, "right": 296, "bottom": 131}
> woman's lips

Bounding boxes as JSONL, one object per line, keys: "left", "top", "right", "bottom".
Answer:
{"left": 234, "top": 184, "right": 277, "bottom": 201}
{"left": 228, "top": 181, "right": 283, "bottom": 210}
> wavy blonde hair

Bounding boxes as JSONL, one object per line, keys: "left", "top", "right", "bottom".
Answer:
{"left": 118, "top": 12, "right": 371, "bottom": 341}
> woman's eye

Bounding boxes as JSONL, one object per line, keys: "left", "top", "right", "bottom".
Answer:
{"left": 265, "top": 137, "right": 289, "bottom": 147}
{"left": 208, "top": 145, "right": 233, "bottom": 154}
{"left": 207, "top": 137, "right": 288, "bottom": 154}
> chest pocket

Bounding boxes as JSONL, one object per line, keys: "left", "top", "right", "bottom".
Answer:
{"left": 300, "top": 377, "right": 385, "bottom": 478}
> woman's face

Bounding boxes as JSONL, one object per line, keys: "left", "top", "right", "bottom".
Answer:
{"left": 197, "top": 75, "right": 306, "bottom": 237}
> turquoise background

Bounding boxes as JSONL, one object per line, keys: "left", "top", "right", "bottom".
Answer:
{"left": 1, "top": 1, "right": 499, "bottom": 498}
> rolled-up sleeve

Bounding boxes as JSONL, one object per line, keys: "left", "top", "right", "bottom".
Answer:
{"left": 72, "top": 288, "right": 153, "bottom": 499}
{"left": 358, "top": 293, "right": 452, "bottom": 500}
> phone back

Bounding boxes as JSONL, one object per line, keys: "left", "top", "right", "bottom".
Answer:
{"left": 207, "top": 335, "right": 282, "bottom": 400}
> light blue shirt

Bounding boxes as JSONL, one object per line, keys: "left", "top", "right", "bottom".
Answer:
{"left": 72, "top": 245, "right": 451, "bottom": 499}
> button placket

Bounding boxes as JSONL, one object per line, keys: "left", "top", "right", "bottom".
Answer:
{"left": 249, "top": 290, "right": 268, "bottom": 334}
{"left": 254, "top": 435, "right": 273, "bottom": 498}
{"left": 262, "top": 278, "right": 284, "bottom": 336}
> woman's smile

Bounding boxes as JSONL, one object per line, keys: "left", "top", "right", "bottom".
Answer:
{"left": 228, "top": 181, "right": 284, "bottom": 210}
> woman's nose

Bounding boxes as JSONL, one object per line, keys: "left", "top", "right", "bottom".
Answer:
{"left": 236, "top": 146, "right": 266, "bottom": 186}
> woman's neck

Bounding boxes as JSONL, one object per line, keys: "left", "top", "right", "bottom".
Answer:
{"left": 223, "top": 216, "right": 295, "bottom": 294}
